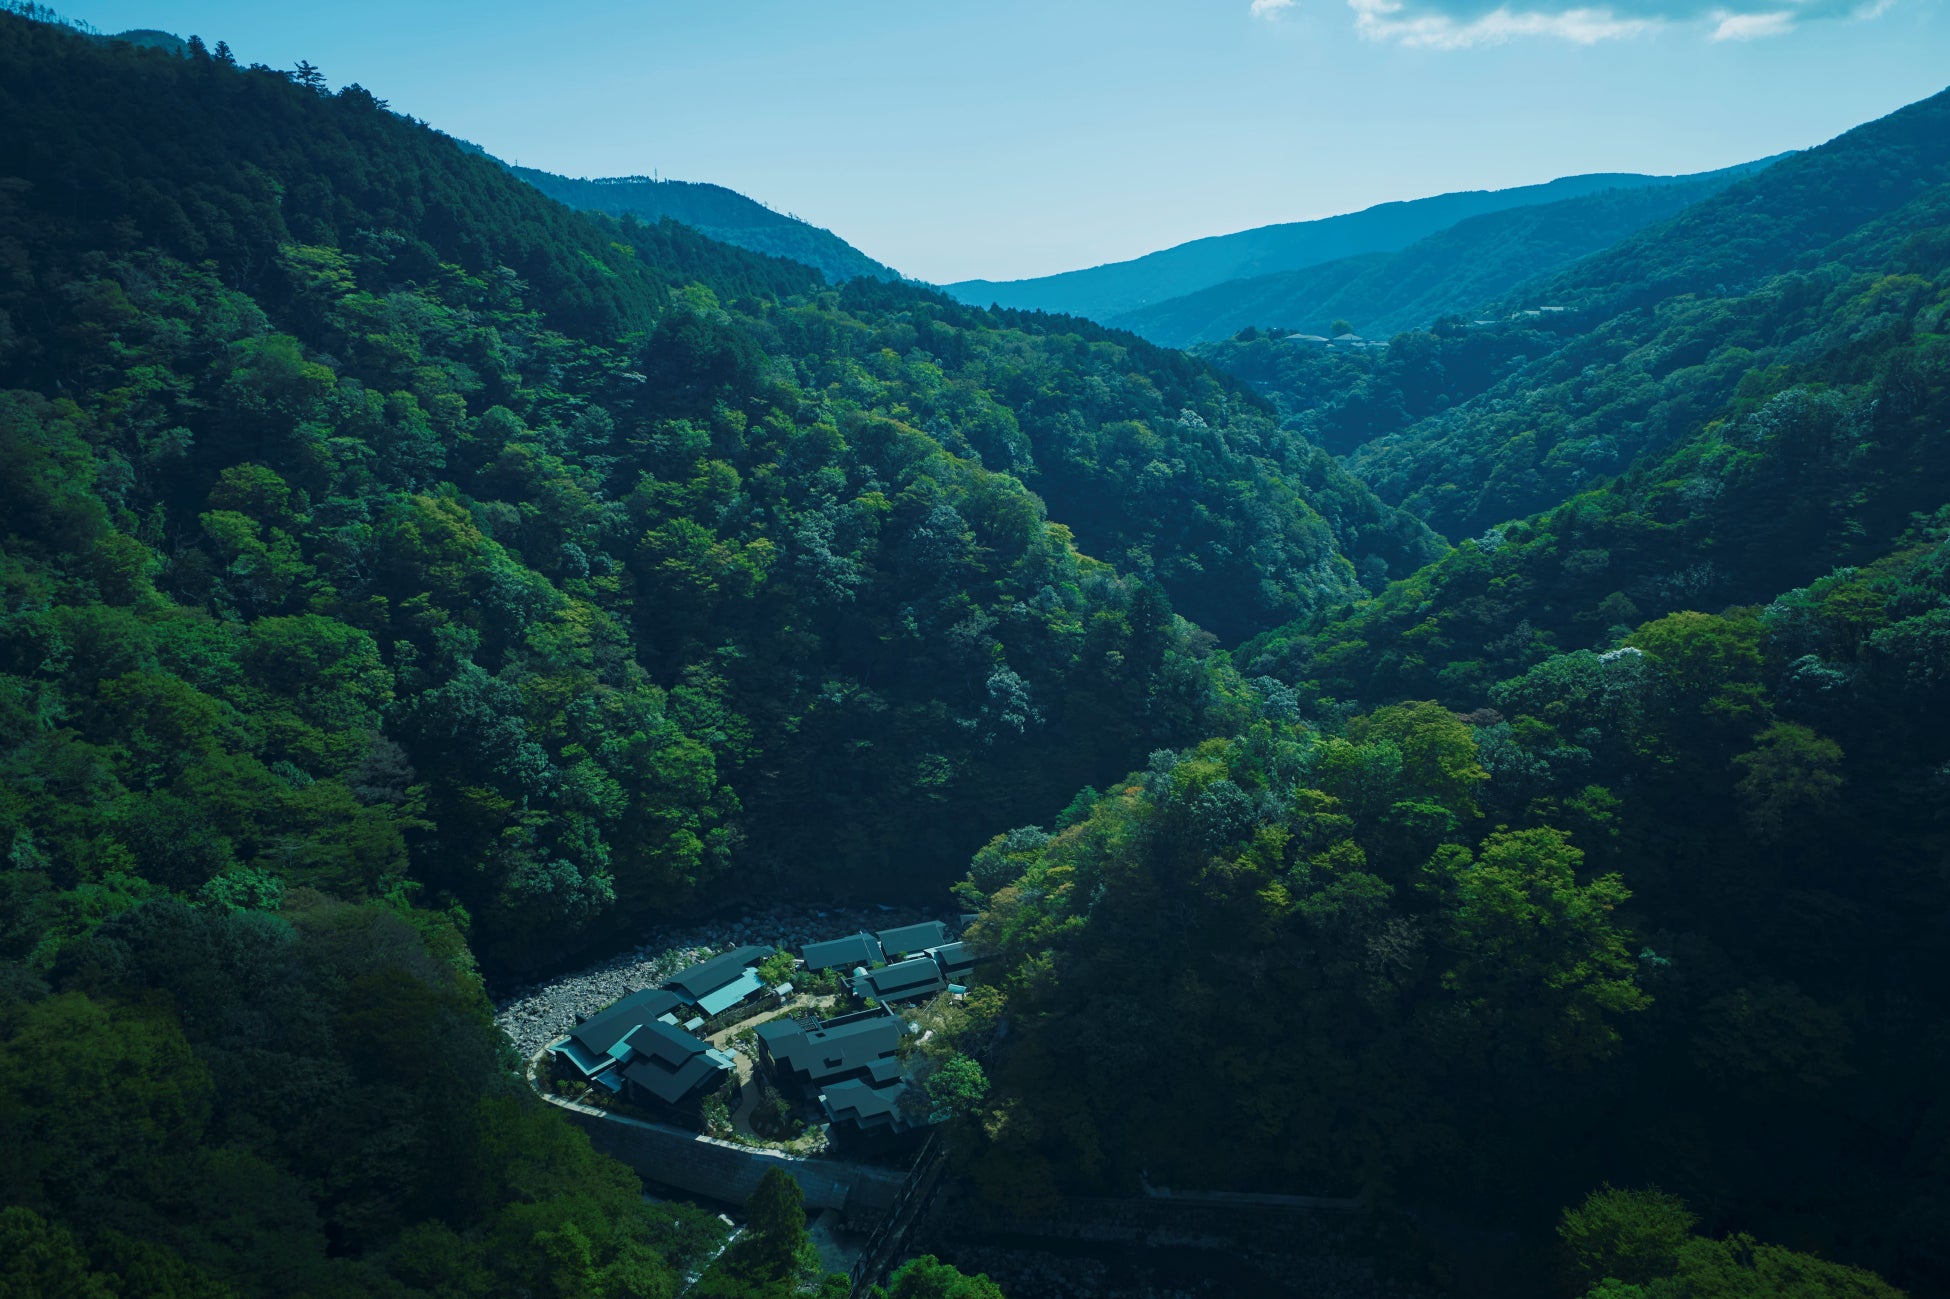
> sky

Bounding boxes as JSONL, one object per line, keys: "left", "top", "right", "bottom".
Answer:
{"left": 63, "top": 0, "right": 1950, "bottom": 285}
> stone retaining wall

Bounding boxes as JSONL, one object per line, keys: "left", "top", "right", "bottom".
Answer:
{"left": 548, "top": 1095, "right": 906, "bottom": 1221}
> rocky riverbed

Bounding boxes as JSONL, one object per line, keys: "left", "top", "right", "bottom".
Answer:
{"left": 493, "top": 902, "right": 941, "bottom": 1057}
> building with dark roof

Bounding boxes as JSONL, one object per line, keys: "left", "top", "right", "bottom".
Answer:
{"left": 873, "top": 920, "right": 949, "bottom": 959}
{"left": 755, "top": 1007, "right": 906, "bottom": 1093}
{"left": 820, "top": 1077, "right": 916, "bottom": 1134}
{"left": 853, "top": 955, "right": 946, "bottom": 1004}
{"left": 546, "top": 1003, "right": 736, "bottom": 1122}
{"left": 928, "top": 941, "right": 976, "bottom": 982}
{"left": 664, "top": 944, "right": 775, "bottom": 1017}
{"left": 615, "top": 1019, "right": 736, "bottom": 1107}
{"left": 801, "top": 932, "right": 883, "bottom": 972}
{"left": 548, "top": 988, "right": 685, "bottom": 1078}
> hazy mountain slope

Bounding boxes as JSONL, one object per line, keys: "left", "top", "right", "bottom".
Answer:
{"left": 1108, "top": 165, "right": 1767, "bottom": 348}
{"left": 510, "top": 167, "right": 900, "bottom": 283}
{"left": 943, "top": 168, "right": 1757, "bottom": 322}
{"left": 1339, "top": 84, "right": 1950, "bottom": 540}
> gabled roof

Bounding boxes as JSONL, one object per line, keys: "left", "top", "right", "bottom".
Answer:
{"left": 566, "top": 988, "right": 685, "bottom": 1059}
{"left": 623, "top": 1050, "right": 726, "bottom": 1105}
{"left": 550, "top": 1037, "right": 612, "bottom": 1077}
{"left": 802, "top": 932, "right": 883, "bottom": 972}
{"left": 854, "top": 956, "right": 946, "bottom": 1003}
{"left": 695, "top": 968, "right": 765, "bottom": 1017}
{"left": 664, "top": 945, "right": 774, "bottom": 1002}
{"left": 615, "top": 1018, "right": 730, "bottom": 1104}
{"left": 628, "top": 1018, "right": 709, "bottom": 1070}
{"left": 873, "top": 921, "right": 949, "bottom": 957}
{"left": 929, "top": 941, "right": 975, "bottom": 977}
{"left": 757, "top": 1009, "right": 903, "bottom": 1084}
{"left": 821, "top": 1078, "right": 911, "bottom": 1128}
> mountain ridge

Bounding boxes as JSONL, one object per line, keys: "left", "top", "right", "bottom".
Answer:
{"left": 505, "top": 164, "right": 903, "bottom": 284}
{"left": 942, "top": 166, "right": 1779, "bottom": 323}
{"left": 1106, "top": 162, "right": 1774, "bottom": 347}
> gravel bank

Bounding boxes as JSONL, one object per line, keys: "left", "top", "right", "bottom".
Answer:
{"left": 493, "top": 902, "right": 941, "bottom": 1058}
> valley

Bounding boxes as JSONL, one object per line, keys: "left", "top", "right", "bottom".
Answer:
{"left": 1, "top": 6, "right": 1947, "bottom": 1299}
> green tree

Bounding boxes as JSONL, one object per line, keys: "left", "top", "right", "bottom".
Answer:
{"left": 1561, "top": 1187, "right": 1698, "bottom": 1287}
{"left": 923, "top": 1054, "right": 990, "bottom": 1122}
{"left": 880, "top": 1254, "right": 1008, "bottom": 1299}
{"left": 1733, "top": 722, "right": 1844, "bottom": 838}
{"left": 742, "top": 1166, "right": 810, "bottom": 1281}
{"left": 0, "top": 1207, "right": 113, "bottom": 1299}
{"left": 1425, "top": 827, "right": 1649, "bottom": 1064}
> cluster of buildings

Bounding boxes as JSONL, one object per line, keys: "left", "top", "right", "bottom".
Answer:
{"left": 543, "top": 918, "right": 976, "bottom": 1138}
{"left": 1282, "top": 331, "right": 1374, "bottom": 349}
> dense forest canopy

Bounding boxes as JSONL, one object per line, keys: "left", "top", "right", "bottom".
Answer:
{"left": 504, "top": 164, "right": 903, "bottom": 286}
{"left": 1195, "top": 85, "right": 1950, "bottom": 542}
{"left": 946, "top": 80, "right": 1950, "bottom": 1299}
{"left": 3, "top": 7, "right": 1948, "bottom": 1299}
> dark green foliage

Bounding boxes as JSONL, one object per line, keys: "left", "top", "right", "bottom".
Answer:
{"left": 510, "top": 166, "right": 902, "bottom": 284}
{"left": 1196, "top": 88, "right": 1950, "bottom": 542}
{"left": 878, "top": 1255, "right": 1008, "bottom": 1299}
{"left": 0, "top": 9, "right": 1435, "bottom": 981}
{"left": 0, "top": 894, "right": 686, "bottom": 1297}
{"left": 1561, "top": 1188, "right": 1905, "bottom": 1299}
{"left": 691, "top": 1167, "right": 838, "bottom": 1298}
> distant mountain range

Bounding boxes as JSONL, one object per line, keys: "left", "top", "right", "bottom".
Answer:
{"left": 507, "top": 167, "right": 900, "bottom": 284}
{"left": 1106, "top": 160, "right": 1778, "bottom": 348}
{"left": 943, "top": 167, "right": 1777, "bottom": 325}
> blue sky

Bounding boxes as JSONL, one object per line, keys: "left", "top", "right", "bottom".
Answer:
{"left": 66, "top": 0, "right": 1950, "bottom": 284}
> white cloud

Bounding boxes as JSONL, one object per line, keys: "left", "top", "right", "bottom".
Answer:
{"left": 1252, "top": 0, "right": 1892, "bottom": 44}
{"left": 1709, "top": 7, "right": 1797, "bottom": 36}
{"left": 1348, "top": 0, "right": 1653, "bottom": 45}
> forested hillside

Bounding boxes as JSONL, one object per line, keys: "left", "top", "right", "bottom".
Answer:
{"left": 944, "top": 169, "right": 1748, "bottom": 323}
{"left": 507, "top": 166, "right": 902, "bottom": 284}
{"left": 0, "top": 14, "right": 1449, "bottom": 1292}
{"left": 950, "top": 85, "right": 1950, "bottom": 1299}
{"left": 1107, "top": 163, "right": 1769, "bottom": 348}
{"left": 6, "top": 8, "right": 1948, "bottom": 1299}
{"left": 1204, "top": 87, "right": 1950, "bottom": 542}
